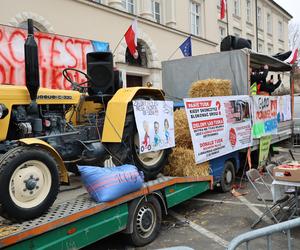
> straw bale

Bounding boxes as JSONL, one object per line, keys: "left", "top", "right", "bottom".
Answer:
{"left": 189, "top": 79, "right": 232, "bottom": 98}
{"left": 174, "top": 109, "right": 193, "bottom": 149}
{"left": 164, "top": 147, "right": 210, "bottom": 177}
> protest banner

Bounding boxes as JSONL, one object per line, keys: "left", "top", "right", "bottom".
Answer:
{"left": 277, "top": 95, "right": 291, "bottom": 122}
{"left": 258, "top": 135, "right": 272, "bottom": 166}
{"left": 133, "top": 100, "right": 175, "bottom": 154}
{"left": 184, "top": 96, "right": 252, "bottom": 164}
{"left": 252, "top": 96, "right": 278, "bottom": 138}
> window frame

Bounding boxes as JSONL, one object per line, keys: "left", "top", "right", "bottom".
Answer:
{"left": 246, "top": 0, "right": 252, "bottom": 23}
{"left": 122, "top": 0, "right": 135, "bottom": 14}
{"left": 151, "top": 0, "right": 161, "bottom": 23}
{"left": 278, "top": 20, "right": 284, "bottom": 40}
{"left": 267, "top": 13, "right": 272, "bottom": 34}
{"left": 190, "top": 1, "right": 202, "bottom": 36}
{"left": 233, "top": 0, "right": 240, "bottom": 17}
{"left": 257, "top": 6, "right": 262, "bottom": 29}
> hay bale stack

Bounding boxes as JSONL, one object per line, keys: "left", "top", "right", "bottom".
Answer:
{"left": 189, "top": 79, "right": 232, "bottom": 98}
{"left": 165, "top": 147, "right": 210, "bottom": 177}
{"left": 174, "top": 109, "right": 193, "bottom": 149}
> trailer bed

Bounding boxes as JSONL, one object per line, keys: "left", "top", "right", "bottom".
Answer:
{"left": 0, "top": 175, "right": 212, "bottom": 249}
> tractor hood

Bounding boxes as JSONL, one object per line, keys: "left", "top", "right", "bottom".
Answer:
{"left": 0, "top": 85, "right": 81, "bottom": 105}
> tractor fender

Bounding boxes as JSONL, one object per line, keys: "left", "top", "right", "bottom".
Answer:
{"left": 18, "top": 138, "right": 69, "bottom": 184}
{"left": 102, "top": 87, "right": 164, "bottom": 143}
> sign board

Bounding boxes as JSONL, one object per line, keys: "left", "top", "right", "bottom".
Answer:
{"left": 277, "top": 95, "right": 291, "bottom": 122}
{"left": 252, "top": 96, "right": 278, "bottom": 138}
{"left": 184, "top": 96, "right": 252, "bottom": 164}
{"left": 133, "top": 100, "right": 175, "bottom": 154}
{"left": 259, "top": 135, "right": 272, "bottom": 166}
{"left": 0, "top": 24, "right": 109, "bottom": 89}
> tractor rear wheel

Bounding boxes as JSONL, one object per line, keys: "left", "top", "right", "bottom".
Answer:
{"left": 106, "top": 103, "right": 169, "bottom": 180}
{"left": 0, "top": 146, "right": 59, "bottom": 221}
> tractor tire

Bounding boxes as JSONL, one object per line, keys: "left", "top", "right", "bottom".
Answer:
{"left": 0, "top": 146, "right": 59, "bottom": 221}
{"left": 127, "top": 196, "right": 162, "bottom": 247}
{"left": 220, "top": 160, "right": 236, "bottom": 193}
{"left": 105, "top": 104, "right": 169, "bottom": 180}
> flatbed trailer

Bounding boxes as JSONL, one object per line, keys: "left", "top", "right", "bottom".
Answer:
{"left": 0, "top": 175, "right": 212, "bottom": 249}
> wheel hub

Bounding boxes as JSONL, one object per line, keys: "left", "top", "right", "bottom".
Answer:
{"left": 136, "top": 205, "right": 156, "bottom": 238}
{"left": 9, "top": 160, "right": 51, "bottom": 208}
{"left": 226, "top": 170, "right": 233, "bottom": 183}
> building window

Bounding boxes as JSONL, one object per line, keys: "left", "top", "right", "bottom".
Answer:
{"left": 246, "top": 0, "right": 252, "bottom": 22}
{"left": 151, "top": 0, "right": 161, "bottom": 23}
{"left": 257, "top": 7, "right": 262, "bottom": 29}
{"left": 219, "top": 27, "right": 226, "bottom": 42}
{"left": 278, "top": 21, "right": 283, "bottom": 40}
{"left": 267, "top": 13, "right": 272, "bottom": 34}
{"left": 258, "top": 43, "right": 263, "bottom": 53}
{"left": 191, "top": 1, "right": 201, "bottom": 36}
{"left": 268, "top": 47, "right": 273, "bottom": 55}
{"left": 234, "top": 0, "right": 240, "bottom": 16}
{"left": 122, "top": 0, "right": 135, "bottom": 14}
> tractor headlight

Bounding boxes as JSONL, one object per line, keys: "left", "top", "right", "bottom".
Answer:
{"left": 0, "top": 104, "right": 8, "bottom": 119}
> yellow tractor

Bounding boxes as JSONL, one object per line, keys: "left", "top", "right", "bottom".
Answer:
{"left": 0, "top": 20, "right": 169, "bottom": 221}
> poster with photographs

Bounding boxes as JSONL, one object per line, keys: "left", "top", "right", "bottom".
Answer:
{"left": 184, "top": 96, "right": 252, "bottom": 164}
{"left": 133, "top": 100, "right": 175, "bottom": 154}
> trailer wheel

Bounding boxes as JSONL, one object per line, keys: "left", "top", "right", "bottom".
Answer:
{"left": 220, "top": 160, "right": 235, "bottom": 193}
{"left": 128, "top": 196, "right": 162, "bottom": 247}
{"left": 0, "top": 146, "right": 59, "bottom": 221}
{"left": 106, "top": 102, "right": 169, "bottom": 180}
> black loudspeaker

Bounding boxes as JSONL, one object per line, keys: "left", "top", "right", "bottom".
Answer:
{"left": 87, "top": 52, "right": 114, "bottom": 96}
{"left": 113, "top": 70, "right": 123, "bottom": 91}
{"left": 272, "top": 51, "right": 292, "bottom": 61}
{"left": 220, "top": 35, "right": 252, "bottom": 51}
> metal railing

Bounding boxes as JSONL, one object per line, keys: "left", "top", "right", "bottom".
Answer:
{"left": 227, "top": 218, "right": 300, "bottom": 250}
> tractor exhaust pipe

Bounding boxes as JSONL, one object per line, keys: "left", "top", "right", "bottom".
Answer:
{"left": 24, "top": 19, "right": 40, "bottom": 113}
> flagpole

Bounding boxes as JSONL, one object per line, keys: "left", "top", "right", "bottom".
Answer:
{"left": 112, "top": 34, "right": 125, "bottom": 57}
{"left": 167, "top": 47, "right": 179, "bottom": 61}
{"left": 226, "top": 0, "right": 229, "bottom": 36}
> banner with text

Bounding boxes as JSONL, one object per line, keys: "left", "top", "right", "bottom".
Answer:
{"left": 0, "top": 24, "right": 109, "bottom": 89}
{"left": 133, "top": 100, "right": 175, "bottom": 154}
{"left": 252, "top": 96, "right": 278, "bottom": 138}
{"left": 184, "top": 96, "right": 252, "bottom": 164}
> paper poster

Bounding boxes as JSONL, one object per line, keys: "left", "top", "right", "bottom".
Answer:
{"left": 259, "top": 135, "right": 272, "bottom": 166}
{"left": 252, "top": 96, "right": 278, "bottom": 138}
{"left": 133, "top": 100, "right": 175, "bottom": 154}
{"left": 184, "top": 96, "right": 252, "bottom": 164}
{"left": 277, "top": 95, "right": 291, "bottom": 122}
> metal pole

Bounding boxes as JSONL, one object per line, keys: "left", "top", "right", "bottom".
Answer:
{"left": 226, "top": 0, "right": 229, "bottom": 36}
{"left": 255, "top": 0, "right": 259, "bottom": 52}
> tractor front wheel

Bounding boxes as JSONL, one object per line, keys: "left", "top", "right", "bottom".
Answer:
{"left": 0, "top": 146, "right": 59, "bottom": 221}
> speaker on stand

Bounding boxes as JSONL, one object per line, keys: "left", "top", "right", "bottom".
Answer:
{"left": 87, "top": 52, "right": 114, "bottom": 96}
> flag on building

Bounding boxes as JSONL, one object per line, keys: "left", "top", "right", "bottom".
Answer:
{"left": 220, "top": 0, "right": 226, "bottom": 20}
{"left": 179, "top": 36, "right": 192, "bottom": 57}
{"left": 284, "top": 48, "right": 299, "bottom": 65}
{"left": 125, "top": 19, "right": 138, "bottom": 59}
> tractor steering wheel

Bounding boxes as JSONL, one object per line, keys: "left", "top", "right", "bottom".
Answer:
{"left": 62, "top": 68, "right": 93, "bottom": 92}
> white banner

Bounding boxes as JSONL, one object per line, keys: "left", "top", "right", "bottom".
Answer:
{"left": 133, "top": 100, "right": 175, "bottom": 154}
{"left": 277, "top": 95, "right": 291, "bottom": 122}
{"left": 184, "top": 96, "right": 252, "bottom": 164}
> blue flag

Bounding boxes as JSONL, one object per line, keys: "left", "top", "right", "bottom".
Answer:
{"left": 179, "top": 36, "right": 192, "bottom": 57}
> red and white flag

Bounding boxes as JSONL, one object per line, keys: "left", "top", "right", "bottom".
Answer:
{"left": 284, "top": 48, "right": 298, "bottom": 65}
{"left": 125, "top": 19, "right": 138, "bottom": 59}
{"left": 220, "top": 0, "right": 226, "bottom": 20}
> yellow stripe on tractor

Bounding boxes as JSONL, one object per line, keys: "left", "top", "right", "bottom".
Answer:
{"left": 101, "top": 87, "right": 164, "bottom": 143}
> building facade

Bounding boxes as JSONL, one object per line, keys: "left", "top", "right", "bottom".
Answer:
{"left": 218, "top": 0, "right": 292, "bottom": 54}
{"left": 0, "top": 0, "right": 292, "bottom": 88}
